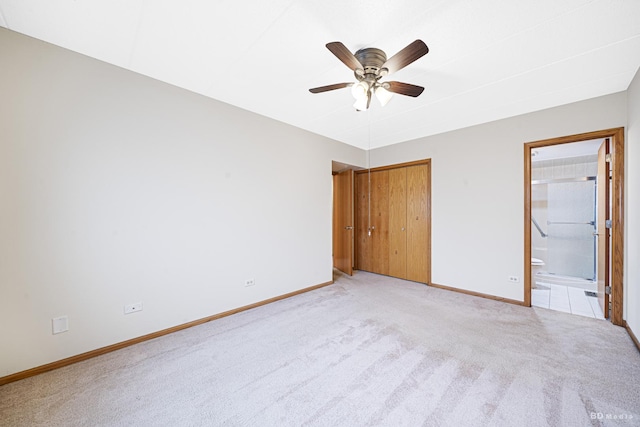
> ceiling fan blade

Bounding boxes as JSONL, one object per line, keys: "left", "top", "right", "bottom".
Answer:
{"left": 381, "top": 40, "right": 429, "bottom": 75}
{"left": 309, "top": 82, "right": 352, "bottom": 94}
{"left": 326, "top": 42, "right": 364, "bottom": 74}
{"left": 385, "top": 81, "right": 425, "bottom": 97}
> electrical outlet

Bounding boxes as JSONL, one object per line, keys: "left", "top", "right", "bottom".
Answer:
{"left": 124, "top": 302, "right": 143, "bottom": 314}
{"left": 508, "top": 276, "right": 520, "bottom": 283}
{"left": 244, "top": 278, "right": 255, "bottom": 287}
{"left": 52, "top": 316, "right": 69, "bottom": 334}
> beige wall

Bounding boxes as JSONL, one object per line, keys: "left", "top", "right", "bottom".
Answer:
{"left": 370, "top": 93, "right": 627, "bottom": 302}
{"left": 625, "top": 66, "right": 640, "bottom": 337}
{"left": 0, "top": 28, "right": 365, "bottom": 377}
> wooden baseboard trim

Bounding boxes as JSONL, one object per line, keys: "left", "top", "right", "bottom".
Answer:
{"left": 624, "top": 321, "right": 640, "bottom": 353}
{"left": 0, "top": 280, "right": 333, "bottom": 387}
{"left": 429, "top": 282, "right": 525, "bottom": 306}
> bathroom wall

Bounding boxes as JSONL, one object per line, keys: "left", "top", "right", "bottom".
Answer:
{"left": 531, "top": 154, "right": 598, "bottom": 279}
{"left": 531, "top": 154, "right": 598, "bottom": 180}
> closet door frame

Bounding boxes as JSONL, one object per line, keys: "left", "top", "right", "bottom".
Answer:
{"left": 354, "top": 159, "right": 431, "bottom": 284}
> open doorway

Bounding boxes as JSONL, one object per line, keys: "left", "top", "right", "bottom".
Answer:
{"left": 524, "top": 128, "right": 624, "bottom": 326}
{"left": 529, "top": 139, "right": 602, "bottom": 318}
{"left": 332, "top": 161, "right": 361, "bottom": 276}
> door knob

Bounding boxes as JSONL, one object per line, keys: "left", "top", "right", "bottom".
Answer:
{"left": 345, "top": 226, "right": 353, "bottom": 230}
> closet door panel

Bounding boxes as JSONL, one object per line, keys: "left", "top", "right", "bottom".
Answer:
{"left": 406, "top": 164, "right": 430, "bottom": 283}
{"left": 355, "top": 172, "right": 371, "bottom": 272}
{"left": 370, "top": 170, "right": 389, "bottom": 275}
{"left": 388, "top": 168, "right": 407, "bottom": 279}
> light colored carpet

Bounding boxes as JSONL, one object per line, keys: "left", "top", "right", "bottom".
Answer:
{"left": 1, "top": 270, "right": 639, "bottom": 426}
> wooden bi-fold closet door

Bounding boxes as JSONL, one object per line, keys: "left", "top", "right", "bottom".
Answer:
{"left": 388, "top": 167, "right": 407, "bottom": 279}
{"left": 405, "top": 164, "right": 430, "bottom": 283}
{"left": 356, "top": 169, "right": 389, "bottom": 276}
{"left": 356, "top": 161, "right": 430, "bottom": 284}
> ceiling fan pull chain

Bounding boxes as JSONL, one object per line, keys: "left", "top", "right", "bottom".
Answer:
{"left": 367, "top": 108, "right": 372, "bottom": 236}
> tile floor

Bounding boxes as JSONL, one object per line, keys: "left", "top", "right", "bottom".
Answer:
{"left": 531, "top": 282, "right": 605, "bottom": 319}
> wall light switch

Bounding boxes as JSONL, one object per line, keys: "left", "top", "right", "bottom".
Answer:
{"left": 52, "top": 316, "right": 69, "bottom": 334}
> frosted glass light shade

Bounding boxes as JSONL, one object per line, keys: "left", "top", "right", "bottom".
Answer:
{"left": 375, "top": 85, "right": 393, "bottom": 106}
{"left": 351, "top": 81, "right": 369, "bottom": 100}
{"left": 353, "top": 96, "right": 369, "bottom": 111}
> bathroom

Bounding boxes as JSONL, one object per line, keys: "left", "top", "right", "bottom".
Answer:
{"left": 530, "top": 139, "right": 605, "bottom": 319}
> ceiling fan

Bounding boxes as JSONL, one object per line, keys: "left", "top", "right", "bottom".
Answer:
{"left": 309, "top": 40, "right": 429, "bottom": 111}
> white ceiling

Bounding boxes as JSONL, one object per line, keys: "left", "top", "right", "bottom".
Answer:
{"left": 1, "top": 0, "right": 639, "bottom": 150}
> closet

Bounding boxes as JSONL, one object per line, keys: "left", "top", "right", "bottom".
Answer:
{"left": 355, "top": 160, "right": 430, "bottom": 283}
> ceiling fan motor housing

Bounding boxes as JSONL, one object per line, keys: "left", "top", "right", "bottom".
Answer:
{"left": 354, "top": 48, "right": 388, "bottom": 82}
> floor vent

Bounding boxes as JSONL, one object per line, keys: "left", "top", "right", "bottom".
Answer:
{"left": 584, "top": 291, "right": 598, "bottom": 298}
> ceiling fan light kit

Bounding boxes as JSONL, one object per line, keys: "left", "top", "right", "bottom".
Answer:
{"left": 375, "top": 84, "right": 393, "bottom": 107}
{"left": 351, "top": 80, "right": 370, "bottom": 111}
{"left": 310, "top": 40, "right": 429, "bottom": 111}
